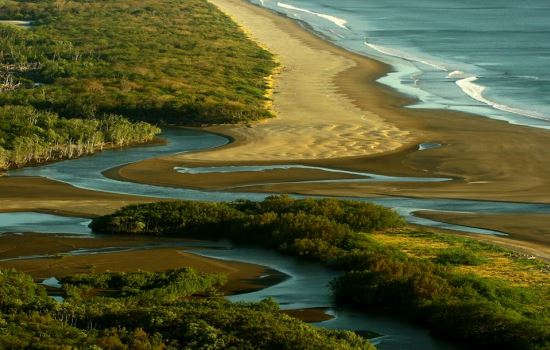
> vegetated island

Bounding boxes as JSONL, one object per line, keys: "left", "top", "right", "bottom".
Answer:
{"left": 0, "top": 0, "right": 277, "bottom": 170}
{"left": 91, "top": 196, "right": 550, "bottom": 350}
{"left": 0, "top": 267, "right": 371, "bottom": 349}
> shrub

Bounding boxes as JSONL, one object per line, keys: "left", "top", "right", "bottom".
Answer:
{"left": 435, "top": 248, "right": 486, "bottom": 266}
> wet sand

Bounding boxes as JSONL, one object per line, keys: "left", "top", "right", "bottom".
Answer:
{"left": 98, "top": 0, "right": 550, "bottom": 258}
{"left": 0, "top": 176, "right": 157, "bottom": 217}
{"left": 110, "top": 0, "right": 550, "bottom": 205}
{"left": 103, "top": 159, "right": 366, "bottom": 190}
{"left": 0, "top": 233, "right": 284, "bottom": 295}
{"left": 414, "top": 212, "right": 550, "bottom": 260}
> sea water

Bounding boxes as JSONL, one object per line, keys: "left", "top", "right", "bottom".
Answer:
{"left": 250, "top": 0, "right": 550, "bottom": 129}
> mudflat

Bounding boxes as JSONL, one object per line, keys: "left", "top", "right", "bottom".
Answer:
{"left": 0, "top": 233, "right": 284, "bottom": 295}
{"left": 0, "top": 176, "right": 157, "bottom": 217}
{"left": 101, "top": 0, "right": 550, "bottom": 257}
{"left": 110, "top": 0, "right": 550, "bottom": 205}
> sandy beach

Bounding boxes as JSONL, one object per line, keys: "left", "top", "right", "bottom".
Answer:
{"left": 111, "top": 0, "right": 550, "bottom": 203}
{"left": 183, "top": 0, "right": 414, "bottom": 161}
{"left": 99, "top": 0, "right": 550, "bottom": 256}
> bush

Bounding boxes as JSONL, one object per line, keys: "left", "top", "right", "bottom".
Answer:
{"left": 0, "top": 0, "right": 277, "bottom": 125}
{"left": 0, "top": 105, "right": 160, "bottom": 170}
{"left": 90, "top": 197, "right": 550, "bottom": 349}
{"left": 435, "top": 248, "right": 486, "bottom": 266}
{"left": 0, "top": 268, "right": 373, "bottom": 349}
{"left": 233, "top": 195, "right": 405, "bottom": 231}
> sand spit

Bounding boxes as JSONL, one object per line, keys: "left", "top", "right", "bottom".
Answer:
{"left": 174, "top": 0, "right": 413, "bottom": 162}
{"left": 0, "top": 177, "right": 157, "bottom": 217}
{"left": 115, "top": 0, "right": 550, "bottom": 205}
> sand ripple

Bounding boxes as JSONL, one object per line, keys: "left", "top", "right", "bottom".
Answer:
{"left": 177, "top": 0, "right": 412, "bottom": 162}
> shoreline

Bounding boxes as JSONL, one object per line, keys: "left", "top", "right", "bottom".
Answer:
{"left": 0, "top": 233, "right": 287, "bottom": 296}
{"left": 96, "top": 0, "right": 550, "bottom": 256}
{"left": 3, "top": 0, "right": 550, "bottom": 272}
{"left": 110, "top": 0, "right": 550, "bottom": 204}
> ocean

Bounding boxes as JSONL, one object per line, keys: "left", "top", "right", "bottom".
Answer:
{"left": 250, "top": 0, "right": 550, "bottom": 129}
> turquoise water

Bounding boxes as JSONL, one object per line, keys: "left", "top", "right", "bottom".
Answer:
{"left": 251, "top": 0, "right": 550, "bottom": 129}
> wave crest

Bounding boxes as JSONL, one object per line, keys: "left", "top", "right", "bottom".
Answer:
{"left": 277, "top": 2, "right": 348, "bottom": 29}
{"left": 364, "top": 41, "right": 447, "bottom": 71}
{"left": 447, "top": 70, "right": 467, "bottom": 79}
{"left": 456, "top": 76, "right": 549, "bottom": 120}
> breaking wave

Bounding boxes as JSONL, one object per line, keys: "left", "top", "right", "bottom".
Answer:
{"left": 365, "top": 41, "right": 448, "bottom": 71}
{"left": 277, "top": 2, "right": 348, "bottom": 29}
{"left": 456, "top": 76, "right": 549, "bottom": 121}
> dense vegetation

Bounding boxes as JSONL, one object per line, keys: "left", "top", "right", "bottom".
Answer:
{"left": 0, "top": 268, "right": 371, "bottom": 349}
{"left": 0, "top": 105, "right": 160, "bottom": 169}
{"left": 0, "top": 0, "right": 277, "bottom": 124}
{"left": 91, "top": 195, "right": 550, "bottom": 350}
{"left": 0, "top": 0, "right": 277, "bottom": 170}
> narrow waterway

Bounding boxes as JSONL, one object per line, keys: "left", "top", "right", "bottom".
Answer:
{"left": 9, "top": 128, "right": 550, "bottom": 235}
{"left": 4, "top": 128, "right": 550, "bottom": 349}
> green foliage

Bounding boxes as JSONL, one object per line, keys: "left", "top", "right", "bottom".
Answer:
{"left": 90, "top": 196, "right": 550, "bottom": 349}
{"left": 0, "top": 105, "right": 160, "bottom": 169}
{"left": 233, "top": 195, "right": 405, "bottom": 231}
{"left": 0, "top": 0, "right": 277, "bottom": 124}
{"left": 0, "top": 269, "right": 55, "bottom": 314}
{"left": 435, "top": 247, "right": 487, "bottom": 266}
{"left": 61, "top": 267, "right": 226, "bottom": 300}
{"left": 90, "top": 195, "right": 403, "bottom": 237}
{"left": 90, "top": 200, "right": 244, "bottom": 236}
{"left": 0, "top": 268, "right": 372, "bottom": 349}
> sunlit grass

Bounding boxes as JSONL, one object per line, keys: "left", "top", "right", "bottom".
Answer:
{"left": 372, "top": 228, "right": 549, "bottom": 287}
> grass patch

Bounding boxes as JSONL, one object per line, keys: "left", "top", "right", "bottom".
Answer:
{"left": 434, "top": 247, "right": 487, "bottom": 266}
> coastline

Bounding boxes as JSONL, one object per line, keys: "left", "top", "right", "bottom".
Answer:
{"left": 110, "top": 0, "right": 550, "bottom": 204}
{"left": 98, "top": 0, "right": 550, "bottom": 256}
{"left": 4, "top": 0, "right": 550, "bottom": 266}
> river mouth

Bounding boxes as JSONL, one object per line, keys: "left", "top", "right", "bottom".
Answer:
{"left": 8, "top": 128, "right": 550, "bottom": 236}
{"left": 2, "top": 127, "right": 549, "bottom": 349}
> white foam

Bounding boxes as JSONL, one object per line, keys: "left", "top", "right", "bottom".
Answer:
{"left": 456, "top": 76, "right": 549, "bottom": 121}
{"left": 364, "top": 41, "right": 448, "bottom": 71}
{"left": 514, "top": 75, "right": 541, "bottom": 81}
{"left": 447, "top": 70, "right": 467, "bottom": 79}
{"left": 277, "top": 2, "right": 348, "bottom": 29}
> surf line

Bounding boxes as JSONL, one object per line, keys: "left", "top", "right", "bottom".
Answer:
{"left": 276, "top": 2, "right": 349, "bottom": 30}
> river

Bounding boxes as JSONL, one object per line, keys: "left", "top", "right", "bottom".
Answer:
{"left": 3, "top": 128, "right": 550, "bottom": 349}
